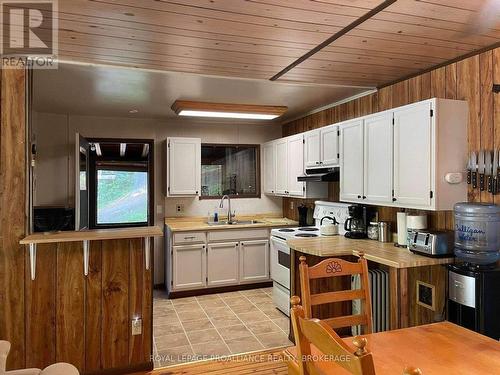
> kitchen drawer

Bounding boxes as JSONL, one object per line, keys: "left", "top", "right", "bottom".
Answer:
{"left": 173, "top": 231, "right": 206, "bottom": 245}
{"left": 208, "top": 229, "right": 269, "bottom": 242}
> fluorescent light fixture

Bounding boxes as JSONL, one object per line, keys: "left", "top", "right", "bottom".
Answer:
{"left": 171, "top": 100, "right": 287, "bottom": 120}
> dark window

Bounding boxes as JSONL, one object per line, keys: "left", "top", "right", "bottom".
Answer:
{"left": 200, "top": 144, "right": 260, "bottom": 199}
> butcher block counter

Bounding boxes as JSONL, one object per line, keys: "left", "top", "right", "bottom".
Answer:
{"left": 288, "top": 235, "right": 454, "bottom": 333}
{"left": 165, "top": 215, "right": 297, "bottom": 232}
{"left": 287, "top": 236, "right": 453, "bottom": 269}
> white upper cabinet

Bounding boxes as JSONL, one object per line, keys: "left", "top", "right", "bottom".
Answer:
{"left": 339, "top": 98, "right": 467, "bottom": 211}
{"left": 340, "top": 120, "right": 364, "bottom": 202}
{"left": 304, "top": 130, "right": 321, "bottom": 168}
{"left": 275, "top": 138, "right": 288, "bottom": 195}
{"left": 287, "top": 134, "right": 305, "bottom": 197}
{"left": 393, "top": 101, "right": 432, "bottom": 207}
{"left": 321, "top": 125, "right": 339, "bottom": 166}
{"left": 363, "top": 112, "right": 393, "bottom": 204}
{"left": 263, "top": 141, "right": 276, "bottom": 194}
{"left": 167, "top": 137, "right": 201, "bottom": 196}
{"left": 304, "top": 125, "right": 339, "bottom": 169}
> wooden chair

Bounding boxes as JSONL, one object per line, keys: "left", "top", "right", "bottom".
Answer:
{"left": 287, "top": 295, "right": 376, "bottom": 375}
{"left": 286, "top": 297, "right": 424, "bottom": 375}
{"left": 299, "top": 253, "right": 373, "bottom": 334}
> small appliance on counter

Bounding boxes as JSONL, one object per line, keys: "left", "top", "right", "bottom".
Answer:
{"left": 319, "top": 216, "right": 339, "bottom": 236}
{"left": 396, "top": 211, "right": 408, "bottom": 247}
{"left": 344, "top": 204, "right": 377, "bottom": 239}
{"left": 297, "top": 205, "right": 309, "bottom": 227}
{"left": 407, "top": 229, "right": 454, "bottom": 257}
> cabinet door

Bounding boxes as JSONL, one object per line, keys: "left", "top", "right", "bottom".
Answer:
{"left": 304, "top": 130, "right": 321, "bottom": 168}
{"left": 240, "top": 240, "right": 269, "bottom": 283}
{"left": 173, "top": 244, "right": 206, "bottom": 290}
{"left": 287, "top": 134, "right": 305, "bottom": 197}
{"left": 275, "top": 139, "right": 288, "bottom": 195}
{"left": 393, "top": 102, "right": 432, "bottom": 207}
{"left": 263, "top": 141, "right": 276, "bottom": 194}
{"left": 340, "top": 120, "right": 364, "bottom": 202}
{"left": 321, "top": 125, "right": 339, "bottom": 166}
{"left": 364, "top": 113, "right": 393, "bottom": 204}
{"left": 207, "top": 242, "right": 239, "bottom": 287}
{"left": 168, "top": 137, "right": 201, "bottom": 196}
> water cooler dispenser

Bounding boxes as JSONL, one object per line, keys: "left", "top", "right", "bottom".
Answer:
{"left": 447, "top": 203, "right": 500, "bottom": 340}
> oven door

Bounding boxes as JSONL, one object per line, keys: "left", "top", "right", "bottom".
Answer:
{"left": 270, "top": 236, "right": 290, "bottom": 289}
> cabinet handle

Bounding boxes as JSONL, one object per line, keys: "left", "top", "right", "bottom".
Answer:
{"left": 357, "top": 195, "right": 362, "bottom": 199}
{"left": 184, "top": 236, "right": 196, "bottom": 240}
{"left": 362, "top": 196, "right": 366, "bottom": 199}
{"left": 392, "top": 197, "right": 397, "bottom": 202}
{"left": 195, "top": 191, "right": 199, "bottom": 194}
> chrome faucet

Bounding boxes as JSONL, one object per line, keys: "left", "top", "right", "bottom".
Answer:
{"left": 219, "top": 195, "right": 234, "bottom": 224}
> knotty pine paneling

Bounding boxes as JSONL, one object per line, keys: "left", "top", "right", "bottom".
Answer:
{"left": 86, "top": 240, "right": 103, "bottom": 372}
{"left": 0, "top": 68, "right": 26, "bottom": 370}
{"left": 282, "top": 47, "right": 500, "bottom": 231}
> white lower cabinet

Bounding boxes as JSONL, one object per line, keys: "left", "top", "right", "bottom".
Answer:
{"left": 207, "top": 242, "right": 239, "bottom": 287}
{"left": 172, "top": 243, "right": 206, "bottom": 290}
{"left": 239, "top": 240, "right": 269, "bottom": 283}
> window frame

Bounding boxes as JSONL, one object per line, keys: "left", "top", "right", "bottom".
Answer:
{"left": 88, "top": 138, "right": 154, "bottom": 229}
{"left": 199, "top": 143, "right": 261, "bottom": 200}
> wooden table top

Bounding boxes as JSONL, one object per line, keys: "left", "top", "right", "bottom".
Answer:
{"left": 20, "top": 226, "right": 164, "bottom": 244}
{"left": 349, "top": 322, "right": 500, "bottom": 374}
{"left": 287, "top": 235, "right": 454, "bottom": 268}
{"left": 165, "top": 214, "right": 297, "bottom": 232}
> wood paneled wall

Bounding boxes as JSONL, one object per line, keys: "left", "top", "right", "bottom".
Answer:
{"left": 282, "top": 47, "right": 500, "bottom": 231}
{"left": 0, "top": 68, "right": 27, "bottom": 370}
{"left": 0, "top": 68, "right": 153, "bottom": 374}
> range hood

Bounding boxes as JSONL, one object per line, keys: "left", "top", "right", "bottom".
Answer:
{"left": 297, "top": 167, "right": 339, "bottom": 182}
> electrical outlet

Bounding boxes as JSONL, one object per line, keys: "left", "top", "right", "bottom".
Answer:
{"left": 131, "top": 317, "right": 142, "bottom": 336}
{"left": 289, "top": 201, "right": 294, "bottom": 210}
{"left": 176, "top": 204, "right": 184, "bottom": 213}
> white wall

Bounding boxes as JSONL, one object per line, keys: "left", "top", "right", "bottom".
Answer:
{"left": 33, "top": 112, "right": 283, "bottom": 284}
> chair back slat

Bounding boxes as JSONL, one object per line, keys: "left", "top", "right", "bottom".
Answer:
{"left": 310, "top": 289, "right": 365, "bottom": 306}
{"left": 299, "top": 255, "right": 373, "bottom": 334}
{"left": 307, "top": 258, "right": 364, "bottom": 279}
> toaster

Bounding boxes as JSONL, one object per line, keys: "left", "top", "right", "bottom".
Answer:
{"left": 407, "top": 229, "right": 454, "bottom": 257}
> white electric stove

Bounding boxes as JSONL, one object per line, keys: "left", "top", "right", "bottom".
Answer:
{"left": 270, "top": 201, "right": 350, "bottom": 315}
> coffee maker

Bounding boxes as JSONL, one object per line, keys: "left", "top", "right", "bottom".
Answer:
{"left": 344, "top": 204, "right": 376, "bottom": 239}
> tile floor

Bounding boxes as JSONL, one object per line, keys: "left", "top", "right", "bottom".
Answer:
{"left": 152, "top": 287, "right": 292, "bottom": 368}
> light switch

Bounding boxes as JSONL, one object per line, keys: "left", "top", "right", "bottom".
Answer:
{"left": 132, "top": 317, "right": 142, "bottom": 336}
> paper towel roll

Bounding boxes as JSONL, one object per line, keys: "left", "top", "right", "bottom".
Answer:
{"left": 397, "top": 212, "right": 408, "bottom": 246}
{"left": 406, "top": 214, "right": 428, "bottom": 230}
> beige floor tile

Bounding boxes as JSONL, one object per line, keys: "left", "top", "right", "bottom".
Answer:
{"left": 223, "top": 296, "right": 249, "bottom": 307}
{"left": 240, "top": 289, "right": 267, "bottom": 297}
{"left": 178, "top": 310, "right": 208, "bottom": 322}
{"left": 210, "top": 315, "right": 242, "bottom": 328}
{"left": 155, "top": 332, "right": 189, "bottom": 351}
{"left": 237, "top": 311, "right": 269, "bottom": 324}
{"left": 225, "top": 336, "right": 264, "bottom": 354}
{"left": 229, "top": 304, "right": 259, "bottom": 314}
{"left": 153, "top": 305, "right": 175, "bottom": 317}
{"left": 272, "top": 317, "right": 290, "bottom": 332}
{"left": 171, "top": 297, "right": 198, "bottom": 306}
{"left": 153, "top": 322, "right": 184, "bottom": 336}
{"left": 255, "top": 332, "right": 293, "bottom": 349}
{"left": 196, "top": 294, "right": 222, "bottom": 301}
{"left": 246, "top": 320, "right": 282, "bottom": 335}
{"left": 250, "top": 295, "right": 273, "bottom": 304}
{"left": 217, "top": 324, "right": 252, "bottom": 341}
{"left": 261, "top": 308, "right": 287, "bottom": 320}
{"left": 174, "top": 304, "right": 204, "bottom": 314}
{"left": 198, "top": 298, "right": 227, "bottom": 308}
{"left": 154, "top": 313, "right": 180, "bottom": 326}
{"left": 191, "top": 339, "right": 231, "bottom": 358}
{"left": 204, "top": 307, "right": 236, "bottom": 318}
{"left": 218, "top": 291, "right": 242, "bottom": 299}
{"left": 157, "top": 345, "right": 195, "bottom": 366}
{"left": 181, "top": 318, "right": 214, "bottom": 332}
{"left": 186, "top": 328, "right": 221, "bottom": 344}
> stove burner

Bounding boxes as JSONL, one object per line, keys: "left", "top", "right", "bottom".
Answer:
{"left": 298, "top": 227, "right": 319, "bottom": 231}
{"left": 295, "top": 233, "right": 318, "bottom": 238}
{"left": 278, "top": 228, "right": 295, "bottom": 232}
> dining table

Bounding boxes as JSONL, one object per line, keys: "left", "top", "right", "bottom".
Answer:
{"left": 345, "top": 321, "right": 500, "bottom": 374}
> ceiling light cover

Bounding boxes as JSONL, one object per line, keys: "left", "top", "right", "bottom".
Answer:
{"left": 171, "top": 100, "right": 287, "bottom": 120}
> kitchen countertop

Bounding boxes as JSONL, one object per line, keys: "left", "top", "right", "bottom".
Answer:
{"left": 20, "top": 226, "right": 164, "bottom": 244}
{"left": 165, "top": 214, "right": 298, "bottom": 232}
{"left": 287, "top": 236, "right": 454, "bottom": 269}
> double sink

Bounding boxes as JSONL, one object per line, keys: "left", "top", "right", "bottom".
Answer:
{"left": 207, "top": 220, "right": 263, "bottom": 226}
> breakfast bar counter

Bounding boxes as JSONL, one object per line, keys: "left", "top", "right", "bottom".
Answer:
{"left": 288, "top": 236, "right": 454, "bottom": 332}
{"left": 287, "top": 236, "right": 454, "bottom": 269}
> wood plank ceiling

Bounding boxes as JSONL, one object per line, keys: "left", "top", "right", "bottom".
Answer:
{"left": 54, "top": 0, "right": 500, "bottom": 88}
